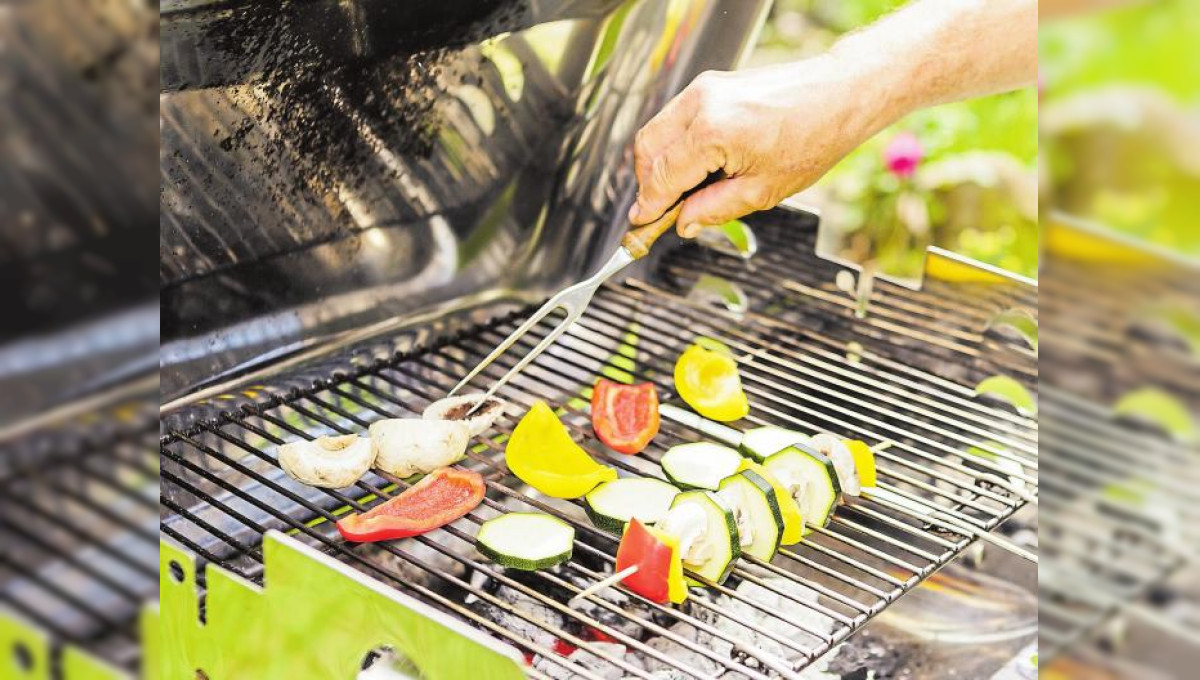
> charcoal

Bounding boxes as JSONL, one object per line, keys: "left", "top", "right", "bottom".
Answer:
{"left": 695, "top": 575, "right": 833, "bottom": 666}
{"left": 468, "top": 583, "right": 565, "bottom": 649}
{"left": 563, "top": 571, "right": 649, "bottom": 639}
{"left": 642, "top": 622, "right": 725, "bottom": 677}
{"left": 535, "top": 642, "right": 630, "bottom": 680}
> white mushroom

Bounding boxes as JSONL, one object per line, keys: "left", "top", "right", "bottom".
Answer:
{"left": 810, "top": 433, "right": 861, "bottom": 497}
{"left": 422, "top": 394, "right": 508, "bottom": 437}
{"left": 277, "top": 434, "right": 375, "bottom": 488}
{"left": 369, "top": 418, "right": 470, "bottom": 478}
{"left": 658, "top": 503, "right": 712, "bottom": 564}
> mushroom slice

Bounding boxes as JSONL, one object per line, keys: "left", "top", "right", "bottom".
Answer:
{"left": 810, "top": 433, "right": 861, "bottom": 497}
{"left": 422, "top": 394, "right": 508, "bottom": 437}
{"left": 370, "top": 418, "right": 471, "bottom": 478}
{"left": 277, "top": 434, "right": 375, "bottom": 488}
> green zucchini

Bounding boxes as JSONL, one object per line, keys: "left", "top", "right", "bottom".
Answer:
{"left": 476, "top": 512, "right": 575, "bottom": 570}
{"left": 660, "top": 490, "right": 740, "bottom": 584}
{"left": 764, "top": 444, "right": 841, "bottom": 533}
{"left": 584, "top": 477, "right": 680, "bottom": 533}
{"left": 739, "top": 425, "right": 809, "bottom": 463}
{"left": 660, "top": 442, "right": 743, "bottom": 490}
{"left": 718, "top": 470, "right": 784, "bottom": 561}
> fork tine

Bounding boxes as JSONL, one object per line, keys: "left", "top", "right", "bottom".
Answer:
{"left": 447, "top": 300, "right": 565, "bottom": 397}
{"left": 470, "top": 306, "right": 583, "bottom": 405}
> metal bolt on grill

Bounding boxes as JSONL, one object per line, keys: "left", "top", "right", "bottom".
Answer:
{"left": 160, "top": 216, "right": 1038, "bottom": 679}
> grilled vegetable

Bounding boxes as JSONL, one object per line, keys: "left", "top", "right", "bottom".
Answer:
{"left": 674, "top": 340, "right": 749, "bottom": 422}
{"left": 506, "top": 401, "right": 617, "bottom": 498}
{"left": 422, "top": 394, "right": 507, "bottom": 437}
{"left": 737, "top": 459, "right": 805, "bottom": 545}
{"left": 615, "top": 519, "right": 687, "bottom": 604}
{"left": 844, "top": 439, "right": 878, "bottom": 488}
{"left": 660, "top": 442, "right": 743, "bottom": 490}
{"left": 277, "top": 434, "right": 375, "bottom": 488}
{"left": 584, "top": 477, "right": 680, "bottom": 533}
{"left": 337, "top": 467, "right": 484, "bottom": 542}
{"left": 661, "top": 491, "right": 740, "bottom": 584}
{"left": 810, "top": 433, "right": 861, "bottom": 497}
{"left": 717, "top": 470, "right": 785, "bottom": 561}
{"left": 739, "top": 425, "right": 808, "bottom": 463}
{"left": 764, "top": 445, "right": 841, "bottom": 533}
{"left": 591, "top": 379, "right": 660, "bottom": 454}
{"left": 369, "top": 419, "right": 470, "bottom": 478}
{"left": 476, "top": 512, "right": 575, "bottom": 570}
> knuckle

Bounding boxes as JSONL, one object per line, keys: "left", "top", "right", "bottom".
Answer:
{"left": 745, "top": 184, "right": 775, "bottom": 211}
{"left": 633, "top": 127, "right": 649, "bottom": 152}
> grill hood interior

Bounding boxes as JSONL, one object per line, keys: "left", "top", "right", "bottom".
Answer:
{"left": 159, "top": 0, "right": 771, "bottom": 403}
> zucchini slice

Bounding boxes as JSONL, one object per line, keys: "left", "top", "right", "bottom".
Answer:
{"left": 660, "top": 490, "right": 740, "bottom": 584}
{"left": 739, "top": 426, "right": 809, "bottom": 463}
{"left": 660, "top": 442, "right": 743, "bottom": 490}
{"left": 764, "top": 444, "right": 842, "bottom": 533}
{"left": 584, "top": 477, "right": 680, "bottom": 533}
{"left": 476, "top": 512, "right": 575, "bottom": 570}
{"left": 718, "top": 470, "right": 785, "bottom": 561}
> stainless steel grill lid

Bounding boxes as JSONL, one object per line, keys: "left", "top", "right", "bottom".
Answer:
{"left": 159, "top": 0, "right": 770, "bottom": 401}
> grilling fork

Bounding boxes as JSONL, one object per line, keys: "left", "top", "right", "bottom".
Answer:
{"left": 449, "top": 175, "right": 722, "bottom": 408}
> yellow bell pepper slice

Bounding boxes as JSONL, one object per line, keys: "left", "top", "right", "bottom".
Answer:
{"left": 674, "top": 340, "right": 749, "bottom": 422}
{"left": 505, "top": 401, "right": 617, "bottom": 498}
{"left": 843, "top": 439, "right": 877, "bottom": 488}
{"left": 649, "top": 525, "right": 688, "bottom": 604}
{"left": 738, "top": 459, "right": 804, "bottom": 545}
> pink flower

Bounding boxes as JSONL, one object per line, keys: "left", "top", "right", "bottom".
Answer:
{"left": 883, "top": 132, "right": 923, "bottom": 179}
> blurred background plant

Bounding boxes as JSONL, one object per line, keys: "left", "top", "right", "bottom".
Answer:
{"left": 1040, "top": 0, "right": 1200, "bottom": 257}
{"left": 749, "top": 0, "right": 1040, "bottom": 279}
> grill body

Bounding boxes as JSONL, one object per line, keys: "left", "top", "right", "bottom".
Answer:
{"left": 161, "top": 209, "right": 1038, "bottom": 679}
{"left": 157, "top": 2, "right": 1039, "bottom": 677}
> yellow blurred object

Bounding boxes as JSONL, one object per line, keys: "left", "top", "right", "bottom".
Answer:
{"left": 923, "top": 249, "right": 1015, "bottom": 284}
{"left": 1043, "top": 214, "right": 1161, "bottom": 266}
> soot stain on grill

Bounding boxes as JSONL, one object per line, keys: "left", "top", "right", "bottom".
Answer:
{"left": 191, "top": 0, "right": 526, "bottom": 208}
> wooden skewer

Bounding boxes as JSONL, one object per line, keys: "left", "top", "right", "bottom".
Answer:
{"left": 569, "top": 566, "right": 638, "bottom": 606}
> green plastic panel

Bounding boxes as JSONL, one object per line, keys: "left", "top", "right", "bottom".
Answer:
{"left": 0, "top": 613, "right": 127, "bottom": 680}
{"left": 160, "top": 530, "right": 526, "bottom": 680}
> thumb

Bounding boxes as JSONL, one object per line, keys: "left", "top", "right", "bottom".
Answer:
{"left": 675, "top": 177, "right": 772, "bottom": 238}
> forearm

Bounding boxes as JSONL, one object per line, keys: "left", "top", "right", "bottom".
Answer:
{"left": 832, "top": 0, "right": 1038, "bottom": 126}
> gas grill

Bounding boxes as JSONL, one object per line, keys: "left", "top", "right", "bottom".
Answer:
{"left": 160, "top": 210, "right": 1038, "bottom": 679}
{"left": 156, "top": 1, "right": 1038, "bottom": 677}
{"left": 1037, "top": 218, "right": 1200, "bottom": 676}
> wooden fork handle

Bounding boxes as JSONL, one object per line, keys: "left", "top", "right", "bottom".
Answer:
{"left": 621, "top": 172, "right": 725, "bottom": 259}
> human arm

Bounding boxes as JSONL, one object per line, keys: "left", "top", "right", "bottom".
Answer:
{"left": 628, "top": 0, "right": 1038, "bottom": 236}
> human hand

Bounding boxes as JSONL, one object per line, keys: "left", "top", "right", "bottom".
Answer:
{"left": 628, "top": 55, "right": 898, "bottom": 238}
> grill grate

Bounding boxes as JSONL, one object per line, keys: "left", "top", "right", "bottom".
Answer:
{"left": 1038, "top": 386, "right": 1198, "bottom": 664}
{"left": 161, "top": 215, "right": 1037, "bottom": 678}
{"left": 1038, "top": 247, "right": 1200, "bottom": 672}
{"left": 0, "top": 409, "right": 158, "bottom": 672}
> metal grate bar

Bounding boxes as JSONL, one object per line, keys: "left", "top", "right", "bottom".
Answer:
{"left": 618, "top": 280, "right": 1038, "bottom": 456}
{"left": 622, "top": 277, "right": 1037, "bottom": 435}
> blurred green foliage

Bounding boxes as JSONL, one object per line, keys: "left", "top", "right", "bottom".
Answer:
{"left": 1040, "top": 0, "right": 1200, "bottom": 258}
{"left": 1040, "top": 0, "right": 1200, "bottom": 102}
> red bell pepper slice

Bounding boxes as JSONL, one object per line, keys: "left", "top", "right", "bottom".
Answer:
{"left": 591, "top": 380, "right": 660, "bottom": 454}
{"left": 337, "top": 467, "right": 485, "bottom": 542}
{"left": 615, "top": 519, "right": 686, "bottom": 604}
